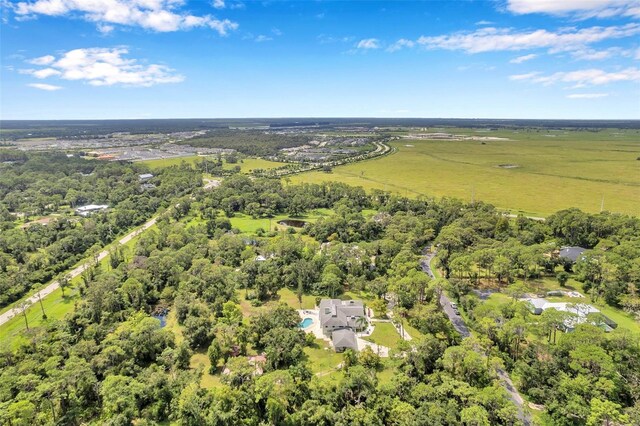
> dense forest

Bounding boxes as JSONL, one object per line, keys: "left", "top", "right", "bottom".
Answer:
{"left": 179, "top": 130, "right": 314, "bottom": 156}
{"left": 0, "top": 153, "right": 202, "bottom": 307}
{"left": 1, "top": 165, "right": 639, "bottom": 425}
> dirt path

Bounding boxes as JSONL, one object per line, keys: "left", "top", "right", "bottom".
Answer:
{"left": 0, "top": 216, "right": 157, "bottom": 327}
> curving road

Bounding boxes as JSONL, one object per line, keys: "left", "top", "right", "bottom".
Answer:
{"left": 0, "top": 216, "right": 157, "bottom": 327}
{"left": 421, "top": 248, "right": 531, "bottom": 425}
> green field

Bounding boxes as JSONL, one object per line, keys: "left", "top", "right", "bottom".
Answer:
{"left": 228, "top": 209, "right": 334, "bottom": 234}
{"left": 291, "top": 129, "right": 640, "bottom": 217}
{"left": 137, "top": 155, "right": 204, "bottom": 169}
{"left": 140, "top": 155, "right": 285, "bottom": 172}
{"left": 222, "top": 158, "right": 286, "bottom": 173}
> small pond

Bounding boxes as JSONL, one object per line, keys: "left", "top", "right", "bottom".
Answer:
{"left": 278, "top": 219, "right": 307, "bottom": 228}
{"left": 153, "top": 314, "right": 167, "bottom": 327}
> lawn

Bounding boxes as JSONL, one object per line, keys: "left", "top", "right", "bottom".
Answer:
{"left": 140, "top": 155, "right": 285, "bottom": 172}
{"left": 228, "top": 209, "right": 335, "bottom": 234}
{"left": 482, "top": 286, "right": 640, "bottom": 338}
{"left": 235, "top": 288, "right": 317, "bottom": 318}
{"left": 304, "top": 338, "right": 344, "bottom": 375}
{"left": 222, "top": 158, "right": 286, "bottom": 173}
{"left": 139, "top": 155, "right": 205, "bottom": 169}
{"left": 363, "top": 322, "right": 404, "bottom": 350}
{"left": 291, "top": 128, "right": 640, "bottom": 217}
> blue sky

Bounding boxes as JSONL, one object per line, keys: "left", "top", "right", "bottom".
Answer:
{"left": 1, "top": 0, "right": 639, "bottom": 119}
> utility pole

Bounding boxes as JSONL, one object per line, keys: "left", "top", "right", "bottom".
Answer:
{"left": 38, "top": 292, "right": 46, "bottom": 319}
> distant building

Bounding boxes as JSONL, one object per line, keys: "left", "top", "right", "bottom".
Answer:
{"left": 139, "top": 173, "right": 154, "bottom": 181}
{"left": 75, "top": 204, "right": 108, "bottom": 217}
{"left": 522, "top": 297, "right": 617, "bottom": 332}
{"left": 559, "top": 246, "right": 587, "bottom": 263}
{"left": 140, "top": 183, "right": 156, "bottom": 191}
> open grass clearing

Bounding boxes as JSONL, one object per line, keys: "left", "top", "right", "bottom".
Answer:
{"left": 139, "top": 155, "right": 205, "bottom": 169}
{"left": 222, "top": 158, "right": 286, "bottom": 173}
{"left": 228, "top": 208, "right": 334, "bottom": 234}
{"left": 304, "top": 338, "right": 344, "bottom": 376}
{"left": 291, "top": 129, "right": 640, "bottom": 217}
{"left": 140, "top": 155, "right": 285, "bottom": 172}
{"left": 363, "top": 322, "right": 404, "bottom": 350}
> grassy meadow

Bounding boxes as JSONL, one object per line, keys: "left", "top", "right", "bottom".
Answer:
{"left": 140, "top": 155, "right": 285, "bottom": 172}
{"left": 291, "top": 128, "right": 640, "bottom": 217}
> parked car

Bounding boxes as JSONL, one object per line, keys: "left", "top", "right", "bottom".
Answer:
{"left": 451, "top": 302, "right": 459, "bottom": 315}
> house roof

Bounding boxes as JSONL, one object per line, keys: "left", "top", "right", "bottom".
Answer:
{"left": 76, "top": 204, "right": 108, "bottom": 212}
{"left": 559, "top": 246, "right": 587, "bottom": 262}
{"left": 319, "top": 299, "right": 365, "bottom": 329}
{"left": 332, "top": 329, "right": 358, "bottom": 350}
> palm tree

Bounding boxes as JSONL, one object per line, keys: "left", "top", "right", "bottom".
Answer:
{"left": 59, "top": 274, "right": 70, "bottom": 297}
{"left": 356, "top": 316, "right": 368, "bottom": 333}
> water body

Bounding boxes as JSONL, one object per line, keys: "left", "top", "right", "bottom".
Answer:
{"left": 278, "top": 219, "right": 307, "bottom": 228}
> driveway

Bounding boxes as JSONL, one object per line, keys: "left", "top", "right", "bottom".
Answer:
{"left": 439, "top": 292, "right": 471, "bottom": 338}
{"left": 421, "top": 248, "right": 531, "bottom": 425}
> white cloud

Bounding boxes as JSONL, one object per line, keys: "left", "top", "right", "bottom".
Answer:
{"left": 24, "top": 47, "right": 184, "bottom": 87}
{"left": 510, "top": 53, "right": 537, "bottom": 63}
{"left": 356, "top": 38, "right": 380, "bottom": 49}
{"left": 97, "top": 23, "right": 114, "bottom": 34}
{"left": 254, "top": 35, "right": 272, "bottom": 42}
{"left": 28, "top": 83, "right": 62, "bottom": 90}
{"left": 31, "top": 67, "right": 61, "bottom": 78}
{"left": 212, "top": 0, "right": 225, "bottom": 9}
{"left": 318, "top": 34, "right": 354, "bottom": 44}
{"left": 509, "top": 72, "right": 541, "bottom": 81}
{"left": 570, "top": 47, "right": 624, "bottom": 60}
{"left": 475, "top": 20, "right": 494, "bottom": 26}
{"left": 566, "top": 93, "right": 609, "bottom": 98}
{"left": 387, "top": 38, "right": 415, "bottom": 52}
{"left": 506, "top": 0, "right": 640, "bottom": 19}
{"left": 13, "top": 0, "right": 238, "bottom": 35}
{"left": 510, "top": 67, "right": 640, "bottom": 87}
{"left": 28, "top": 54, "right": 55, "bottom": 65}
{"left": 416, "top": 24, "right": 640, "bottom": 54}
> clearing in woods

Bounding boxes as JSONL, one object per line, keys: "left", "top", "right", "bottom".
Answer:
{"left": 140, "top": 156, "right": 285, "bottom": 172}
{"left": 291, "top": 128, "right": 640, "bottom": 217}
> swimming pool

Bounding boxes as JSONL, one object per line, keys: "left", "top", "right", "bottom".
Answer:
{"left": 299, "top": 318, "right": 313, "bottom": 328}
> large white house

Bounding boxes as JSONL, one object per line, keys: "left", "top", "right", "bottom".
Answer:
{"left": 75, "top": 204, "right": 109, "bottom": 217}
{"left": 522, "top": 297, "right": 617, "bottom": 332}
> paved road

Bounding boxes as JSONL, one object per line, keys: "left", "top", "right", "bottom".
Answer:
{"left": 0, "top": 216, "right": 158, "bottom": 327}
{"left": 421, "top": 248, "right": 531, "bottom": 425}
